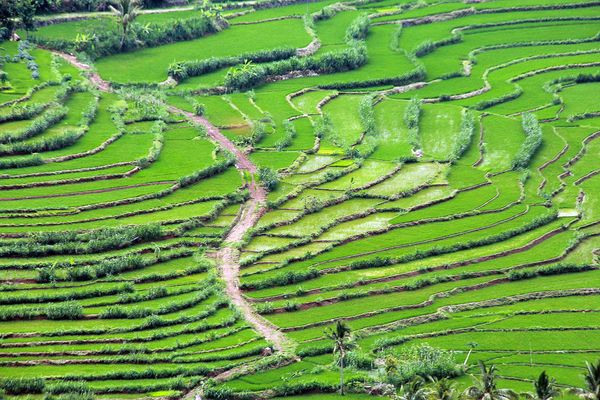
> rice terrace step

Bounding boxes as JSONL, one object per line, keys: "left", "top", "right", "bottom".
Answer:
{"left": 0, "top": 0, "right": 599, "bottom": 399}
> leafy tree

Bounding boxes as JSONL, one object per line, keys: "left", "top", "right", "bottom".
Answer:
{"left": 0, "top": 0, "right": 36, "bottom": 39}
{"left": 325, "top": 320, "right": 355, "bottom": 395}
{"left": 570, "top": 360, "right": 600, "bottom": 400}
{"left": 108, "top": 0, "right": 142, "bottom": 49}
{"left": 464, "top": 362, "right": 518, "bottom": 400}
{"left": 522, "top": 371, "right": 560, "bottom": 400}
{"left": 0, "top": 71, "right": 8, "bottom": 87}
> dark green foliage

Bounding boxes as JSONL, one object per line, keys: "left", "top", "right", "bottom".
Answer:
{"left": 258, "top": 166, "right": 280, "bottom": 191}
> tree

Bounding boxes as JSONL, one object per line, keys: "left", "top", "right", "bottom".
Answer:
{"left": 0, "top": 71, "right": 8, "bottom": 87}
{"left": 325, "top": 320, "right": 354, "bottom": 395}
{"left": 108, "top": 0, "right": 142, "bottom": 49}
{"left": 0, "top": 0, "right": 36, "bottom": 40}
{"left": 398, "top": 376, "right": 428, "bottom": 400}
{"left": 464, "top": 342, "right": 479, "bottom": 365}
{"left": 464, "top": 362, "right": 518, "bottom": 400}
{"left": 522, "top": 371, "right": 560, "bottom": 400}
{"left": 427, "top": 377, "right": 458, "bottom": 400}
{"left": 570, "top": 360, "right": 600, "bottom": 400}
{"left": 18, "top": 0, "right": 36, "bottom": 37}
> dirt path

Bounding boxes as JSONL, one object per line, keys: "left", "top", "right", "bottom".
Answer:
{"left": 54, "top": 51, "right": 296, "bottom": 390}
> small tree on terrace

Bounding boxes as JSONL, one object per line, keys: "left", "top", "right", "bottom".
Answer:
{"left": 109, "top": 0, "right": 142, "bottom": 49}
{"left": 570, "top": 360, "right": 600, "bottom": 400}
{"left": 464, "top": 362, "right": 518, "bottom": 400}
{"left": 325, "top": 320, "right": 355, "bottom": 395}
{"left": 522, "top": 371, "right": 560, "bottom": 400}
{"left": 427, "top": 377, "right": 459, "bottom": 400}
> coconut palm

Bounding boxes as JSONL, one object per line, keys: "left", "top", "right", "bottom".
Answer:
{"left": 325, "top": 320, "right": 354, "bottom": 395}
{"left": 427, "top": 377, "right": 458, "bottom": 400}
{"left": 464, "top": 361, "right": 518, "bottom": 400}
{"left": 464, "top": 342, "right": 479, "bottom": 365}
{"left": 108, "top": 0, "right": 142, "bottom": 49}
{"left": 570, "top": 360, "right": 600, "bottom": 400}
{"left": 398, "top": 376, "right": 428, "bottom": 400}
{"left": 522, "top": 371, "right": 560, "bottom": 400}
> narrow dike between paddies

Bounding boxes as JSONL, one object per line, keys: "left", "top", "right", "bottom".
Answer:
{"left": 54, "top": 51, "right": 299, "bottom": 389}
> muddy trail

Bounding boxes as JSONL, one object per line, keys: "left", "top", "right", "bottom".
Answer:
{"left": 53, "top": 52, "right": 297, "bottom": 393}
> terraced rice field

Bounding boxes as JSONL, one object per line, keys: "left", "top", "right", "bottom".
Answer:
{"left": 0, "top": 0, "right": 599, "bottom": 398}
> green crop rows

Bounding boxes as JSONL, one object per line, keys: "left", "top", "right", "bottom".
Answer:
{"left": 0, "top": 0, "right": 599, "bottom": 398}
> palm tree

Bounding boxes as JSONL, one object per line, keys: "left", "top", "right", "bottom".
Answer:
{"left": 464, "top": 361, "right": 518, "bottom": 400}
{"left": 427, "top": 377, "right": 458, "bottom": 400}
{"left": 522, "top": 371, "right": 560, "bottom": 400}
{"left": 398, "top": 376, "right": 428, "bottom": 400}
{"left": 108, "top": 0, "right": 142, "bottom": 49}
{"left": 325, "top": 320, "right": 354, "bottom": 395}
{"left": 571, "top": 360, "right": 600, "bottom": 400}
{"left": 464, "top": 342, "right": 478, "bottom": 365}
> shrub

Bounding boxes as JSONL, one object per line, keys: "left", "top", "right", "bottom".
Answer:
{"left": 31, "top": 15, "right": 224, "bottom": 60}
{"left": 451, "top": 110, "right": 475, "bottom": 161}
{"left": 1, "top": 377, "right": 45, "bottom": 395}
{"left": 359, "top": 94, "right": 376, "bottom": 136}
{"left": 404, "top": 97, "right": 422, "bottom": 149}
{"left": 258, "top": 166, "right": 279, "bottom": 191}
{"left": 512, "top": 112, "right": 542, "bottom": 169}
{"left": 224, "top": 41, "right": 367, "bottom": 91}
{"left": 0, "top": 105, "right": 68, "bottom": 144}
{"left": 168, "top": 47, "right": 296, "bottom": 80}
{"left": 345, "top": 14, "right": 370, "bottom": 42}
{"left": 378, "top": 344, "right": 463, "bottom": 385}
{"left": 46, "top": 301, "right": 83, "bottom": 320}
{"left": 45, "top": 380, "right": 92, "bottom": 395}
{"left": 275, "top": 120, "right": 297, "bottom": 150}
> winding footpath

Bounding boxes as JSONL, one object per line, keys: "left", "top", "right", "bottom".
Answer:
{"left": 54, "top": 52, "right": 297, "bottom": 394}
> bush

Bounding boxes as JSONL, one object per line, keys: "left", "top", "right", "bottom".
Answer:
{"left": 379, "top": 344, "right": 463, "bottom": 385}
{"left": 275, "top": 120, "right": 297, "bottom": 150}
{"left": 258, "top": 167, "right": 279, "bottom": 191}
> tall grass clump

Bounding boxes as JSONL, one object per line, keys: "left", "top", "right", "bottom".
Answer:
{"left": 513, "top": 112, "right": 542, "bottom": 169}
{"left": 450, "top": 110, "right": 475, "bottom": 161}
{"left": 345, "top": 14, "right": 370, "bottom": 42}
{"left": 404, "top": 97, "right": 422, "bottom": 150}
